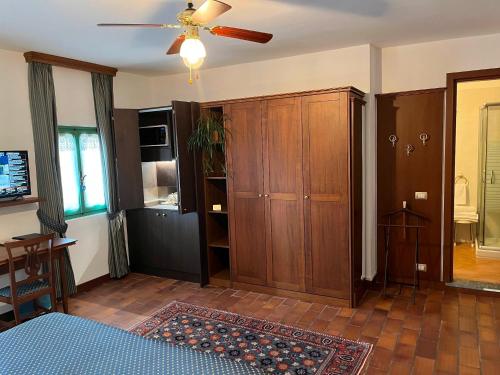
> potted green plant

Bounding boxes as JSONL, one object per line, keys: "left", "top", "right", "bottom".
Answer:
{"left": 188, "top": 111, "right": 228, "bottom": 175}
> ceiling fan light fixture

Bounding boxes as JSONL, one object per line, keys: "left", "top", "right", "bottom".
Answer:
{"left": 180, "top": 37, "right": 206, "bottom": 69}
{"left": 98, "top": 0, "right": 273, "bottom": 85}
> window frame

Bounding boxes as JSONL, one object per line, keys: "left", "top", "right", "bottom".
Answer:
{"left": 58, "top": 126, "right": 107, "bottom": 219}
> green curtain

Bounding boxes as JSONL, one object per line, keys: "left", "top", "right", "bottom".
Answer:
{"left": 91, "top": 72, "right": 129, "bottom": 279}
{"left": 27, "top": 61, "right": 77, "bottom": 297}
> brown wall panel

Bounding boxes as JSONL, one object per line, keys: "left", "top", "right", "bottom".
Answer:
{"left": 377, "top": 89, "right": 445, "bottom": 283}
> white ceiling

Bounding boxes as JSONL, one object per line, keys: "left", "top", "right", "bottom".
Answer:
{"left": 1, "top": 0, "right": 500, "bottom": 76}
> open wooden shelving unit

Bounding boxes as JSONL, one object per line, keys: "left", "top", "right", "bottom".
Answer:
{"left": 201, "top": 106, "right": 231, "bottom": 288}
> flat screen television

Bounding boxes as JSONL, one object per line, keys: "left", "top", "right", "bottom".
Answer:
{"left": 0, "top": 151, "right": 31, "bottom": 199}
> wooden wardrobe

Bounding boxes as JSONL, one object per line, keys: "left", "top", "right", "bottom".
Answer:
{"left": 203, "top": 87, "right": 365, "bottom": 307}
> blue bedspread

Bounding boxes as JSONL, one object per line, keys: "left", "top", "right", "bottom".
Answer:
{"left": 0, "top": 313, "right": 263, "bottom": 375}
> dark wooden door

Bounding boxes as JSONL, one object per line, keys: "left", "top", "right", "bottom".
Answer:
{"left": 226, "top": 101, "right": 267, "bottom": 286}
{"left": 377, "top": 89, "right": 445, "bottom": 283}
{"left": 172, "top": 101, "right": 198, "bottom": 214}
{"left": 262, "top": 97, "right": 305, "bottom": 292}
{"left": 112, "top": 109, "right": 144, "bottom": 210}
{"left": 302, "top": 92, "right": 351, "bottom": 299}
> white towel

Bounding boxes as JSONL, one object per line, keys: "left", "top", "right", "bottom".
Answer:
{"left": 455, "top": 183, "right": 467, "bottom": 205}
{"left": 454, "top": 205, "right": 478, "bottom": 222}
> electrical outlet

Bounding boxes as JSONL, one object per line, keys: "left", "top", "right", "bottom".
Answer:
{"left": 415, "top": 192, "right": 428, "bottom": 200}
{"left": 417, "top": 263, "right": 427, "bottom": 272}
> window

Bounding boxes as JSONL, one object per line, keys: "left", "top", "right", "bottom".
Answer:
{"left": 58, "top": 127, "right": 106, "bottom": 217}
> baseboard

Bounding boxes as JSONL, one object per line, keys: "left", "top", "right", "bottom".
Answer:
{"left": 76, "top": 274, "right": 111, "bottom": 294}
{"left": 232, "top": 281, "right": 351, "bottom": 307}
{"left": 130, "top": 266, "right": 200, "bottom": 283}
{"left": 371, "top": 277, "right": 445, "bottom": 290}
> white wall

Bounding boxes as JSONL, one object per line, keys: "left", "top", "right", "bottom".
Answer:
{"left": 0, "top": 49, "right": 151, "bottom": 314}
{"left": 363, "top": 46, "right": 382, "bottom": 280}
{"left": 114, "top": 72, "right": 153, "bottom": 109}
{"left": 0, "top": 49, "right": 40, "bottom": 313}
{"left": 382, "top": 33, "right": 500, "bottom": 93}
{"left": 149, "top": 45, "right": 372, "bottom": 105}
{"left": 52, "top": 66, "right": 109, "bottom": 286}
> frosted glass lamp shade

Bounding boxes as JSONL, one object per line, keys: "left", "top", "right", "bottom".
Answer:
{"left": 180, "top": 38, "right": 206, "bottom": 69}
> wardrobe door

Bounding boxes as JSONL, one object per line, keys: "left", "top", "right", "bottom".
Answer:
{"left": 302, "top": 92, "right": 350, "bottom": 299}
{"left": 263, "top": 97, "right": 305, "bottom": 292}
{"left": 226, "top": 101, "right": 267, "bottom": 286}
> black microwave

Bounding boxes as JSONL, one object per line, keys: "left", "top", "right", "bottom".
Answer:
{"left": 139, "top": 125, "right": 169, "bottom": 146}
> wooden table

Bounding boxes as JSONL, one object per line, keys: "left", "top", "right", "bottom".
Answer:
{"left": 0, "top": 238, "right": 77, "bottom": 314}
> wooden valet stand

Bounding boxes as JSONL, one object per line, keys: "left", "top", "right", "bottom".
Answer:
{"left": 379, "top": 204, "right": 428, "bottom": 303}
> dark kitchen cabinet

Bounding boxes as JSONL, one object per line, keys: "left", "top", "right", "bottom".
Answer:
{"left": 113, "top": 102, "right": 200, "bottom": 215}
{"left": 138, "top": 108, "right": 174, "bottom": 162}
{"left": 172, "top": 101, "right": 199, "bottom": 214}
{"left": 126, "top": 208, "right": 201, "bottom": 282}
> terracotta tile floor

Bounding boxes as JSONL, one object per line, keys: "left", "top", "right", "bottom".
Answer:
{"left": 454, "top": 244, "right": 500, "bottom": 284}
{"left": 70, "top": 273, "right": 500, "bottom": 374}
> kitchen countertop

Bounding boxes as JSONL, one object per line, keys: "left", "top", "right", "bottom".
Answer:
{"left": 144, "top": 200, "right": 179, "bottom": 211}
{"left": 146, "top": 204, "right": 179, "bottom": 211}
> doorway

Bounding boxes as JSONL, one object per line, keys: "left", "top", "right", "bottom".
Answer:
{"left": 446, "top": 70, "right": 500, "bottom": 289}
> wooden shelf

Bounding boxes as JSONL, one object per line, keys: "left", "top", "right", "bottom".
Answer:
{"left": 209, "top": 238, "right": 229, "bottom": 249}
{"left": 209, "top": 268, "right": 231, "bottom": 288}
{"left": 208, "top": 210, "right": 228, "bottom": 215}
{"left": 201, "top": 110, "right": 230, "bottom": 289}
{"left": 0, "top": 197, "right": 41, "bottom": 209}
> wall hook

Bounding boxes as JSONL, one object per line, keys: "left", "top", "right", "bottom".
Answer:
{"left": 389, "top": 134, "right": 398, "bottom": 148}
{"left": 406, "top": 144, "right": 415, "bottom": 156}
{"left": 419, "top": 132, "right": 430, "bottom": 146}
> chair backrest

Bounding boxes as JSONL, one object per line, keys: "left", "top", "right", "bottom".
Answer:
{"left": 3, "top": 233, "right": 56, "bottom": 295}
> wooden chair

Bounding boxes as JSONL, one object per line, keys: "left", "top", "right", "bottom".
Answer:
{"left": 0, "top": 233, "right": 58, "bottom": 325}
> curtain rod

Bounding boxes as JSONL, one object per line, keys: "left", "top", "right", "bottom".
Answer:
{"left": 24, "top": 51, "right": 118, "bottom": 77}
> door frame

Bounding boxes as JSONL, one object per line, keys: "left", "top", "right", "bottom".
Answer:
{"left": 443, "top": 67, "right": 500, "bottom": 282}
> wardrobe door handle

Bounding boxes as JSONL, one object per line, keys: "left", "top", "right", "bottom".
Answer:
{"left": 304, "top": 195, "right": 310, "bottom": 200}
{"left": 258, "top": 194, "right": 263, "bottom": 198}
{"left": 264, "top": 194, "right": 269, "bottom": 198}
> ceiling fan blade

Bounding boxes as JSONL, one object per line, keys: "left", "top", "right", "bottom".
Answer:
{"left": 191, "top": 0, "right": 232, "bottom": 25}
{"left": 166, "top": 35, "right": 186, "bottom": 55}
{"left": 210, "top": 26, "right": 273, "bottom": 44}
{"left": 97, "top": 23, "right": 180, "bottom": 29}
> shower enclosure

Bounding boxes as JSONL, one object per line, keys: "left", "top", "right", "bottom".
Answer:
{"left": 478, "top": 103, "right": 500, "bottom": 250}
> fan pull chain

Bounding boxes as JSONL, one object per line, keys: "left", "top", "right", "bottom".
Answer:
{"left": 189, "top": 65, "right": 193, "bottom": 84}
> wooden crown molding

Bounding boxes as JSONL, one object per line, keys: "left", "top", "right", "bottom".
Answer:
{"left": 201, "top": 86, "right": 365, "bottom": 108}
{"left": 24, "top": 51, "right": 117, "bottom": 76}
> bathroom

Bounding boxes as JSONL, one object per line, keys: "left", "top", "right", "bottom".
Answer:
{"left": 454, "top": 78, "right": 500, "bottom": 288}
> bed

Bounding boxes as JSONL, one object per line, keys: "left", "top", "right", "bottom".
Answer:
{"left": 0, "top": 313, "right": 263, "bottom": 375}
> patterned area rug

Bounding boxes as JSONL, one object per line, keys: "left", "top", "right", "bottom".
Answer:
{"left": 130, "top": 301, "right": 372, "bottom": 375}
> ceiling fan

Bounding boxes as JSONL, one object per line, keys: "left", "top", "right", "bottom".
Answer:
{"left": 98, "top": 0, "right": 273, "bottom": 83}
